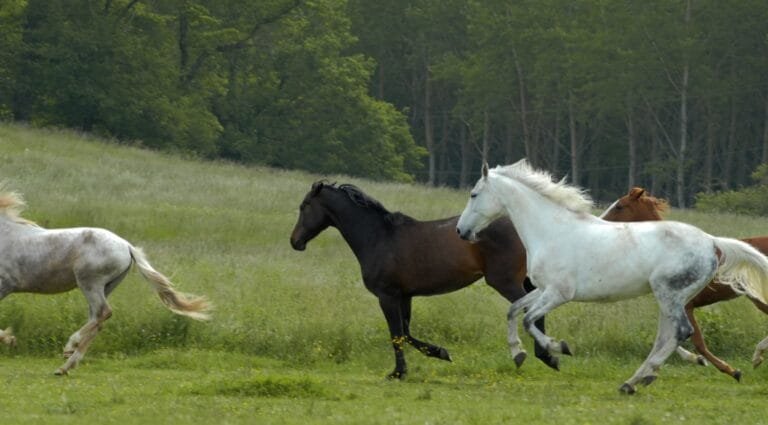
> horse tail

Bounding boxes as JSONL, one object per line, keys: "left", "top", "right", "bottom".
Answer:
{"left": 128, "top": 245, "right": 211, "bottom": 321}
{"left": 713, "top": 236, "right": 768, "bottom": 305}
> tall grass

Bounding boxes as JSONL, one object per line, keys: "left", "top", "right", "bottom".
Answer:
{"left": 1, "top": 123, "right": 766, "bottom": 372}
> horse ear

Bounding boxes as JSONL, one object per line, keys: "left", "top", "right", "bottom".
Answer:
{"left": 311, "top": 181, "right": 324, "bottom": 196}
{"left": 629, "top": 187, "right": 645, "bottom": 200}
{"left": 482, "top": 162, "right": 489, "bottom": 179}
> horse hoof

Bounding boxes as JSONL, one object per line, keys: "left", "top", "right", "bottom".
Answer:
{"left": 753, "top": 356, "right": 764, "bottom": 369}
{"left": 513, "top": 352, "right": 527, "bottom": 368}
{"left": 641, "top": 375, "right": 656, "bottom": 386}
{"left": 438, "top": 347, "right": 452, "bottom": 362}
{"left": 619, "top": 383, "right": 636, "bottom": 395}
{"left": 696, "top": 356, "right": 707, "bottom": 367}
{"left": 387, "top": 370, "right": 407, "bottom": 380}
{"left": 560, "top": 341, "right": 572, "bottom": 356}
{"left": 549, "top": 356, "right": 560, "bottom": 372}
{"left": 732, "top": 370, "right": 742, "bottom": 382}
{"left": 54, "top": 368, "right": 68, "bottom": 376}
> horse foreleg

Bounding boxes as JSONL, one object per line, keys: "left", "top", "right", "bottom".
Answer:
{"left": 522, "top": 289, "right": 571, "bottom": 359}
{"left": 401, "top": 297, "right": 451, "bottom": 362}
{"left": 507, "top": 289, "right": 540, "bottom": 367}
{"left": 378, "top": 295, "right": 408, "bottom": 379}
{"left": 0, "top": 327, "right": 15, "bottom": 347}
{"left": 0, "top": 289, "right": 14, "bottom": 347}
{"left": 686, "top": 304, "right": 740, "bottom": 381}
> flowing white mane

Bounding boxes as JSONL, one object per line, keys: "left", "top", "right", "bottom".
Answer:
{"left": 492, "top": 159, "right": 593, "bottom": 214}
{"left": 0, "top": 187, "right": 38, "bottom": 227}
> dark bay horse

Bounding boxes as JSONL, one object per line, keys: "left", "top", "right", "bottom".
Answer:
{"left": 601, "top": 187, "right": 768, "bottom": 381}
{"left": 289, "top": 181, "right": 558, "bottom": 379}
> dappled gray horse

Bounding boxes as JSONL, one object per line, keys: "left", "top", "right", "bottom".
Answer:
{"left": 0, "top": 189, "right": 211, "bottom": 374}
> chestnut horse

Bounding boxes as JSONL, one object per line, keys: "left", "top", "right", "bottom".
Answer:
{"left": 601, "top": 187, "right": 768, "bottom": 381}
{"left": 290, "top": 181, "right": 559, "bottom": 379}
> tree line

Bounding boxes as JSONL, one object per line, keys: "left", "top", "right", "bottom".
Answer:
{"left": 1, "top": 0, "right": 767, "bottom": 205}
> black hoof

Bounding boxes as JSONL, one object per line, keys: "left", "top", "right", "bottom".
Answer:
{"left": 696, "top": 356, "right": 707, "bottom": 367}
{"left": 549, "top": 356, "right": 560, "bottom": 372}
{"left": 387, "top": 370, "right": 407, "bottom": 380}
{"left": 733, "top": 370, "right": 742, "bottom": 382}
{"left": 513, "top": 352, "right": 527, "bottom": 369}
{"left": 560, "top": 341, "right": 572, "bottom": 356}
{"left": 437, "top": 347, "right": 452, "bottom": 362}
{"left": 619, "top": 383, "right": 636, "bottom": 395}
{"left": 641, "top": 375, "right": 656, "bottom": 387}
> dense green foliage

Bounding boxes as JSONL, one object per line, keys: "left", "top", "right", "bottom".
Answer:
{"left": 1, "top": 0, "right": 424, "bottom": 182}
{"left": 696, "top": 164, "right": 768, "bottom": 215}
{"left": 2, "top": 1, "right": 768, "bottom": 202}
{"left": 3, "top": 125, "right": 768, "bottom": 423}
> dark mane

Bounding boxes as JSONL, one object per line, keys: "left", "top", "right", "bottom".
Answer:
{"left": 330, "top": 182, "right": 415, "bottom": 226}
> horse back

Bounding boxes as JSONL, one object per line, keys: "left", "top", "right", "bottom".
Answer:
{"left": 1, "top": 227, "right": 131, "bottom": 294}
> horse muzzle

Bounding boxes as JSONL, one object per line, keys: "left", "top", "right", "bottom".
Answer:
{"left": 290, "top": 236, "right": 306, "bottom": 251}
{"left": 456, "top": 226, "right": 477, "bottom": 242}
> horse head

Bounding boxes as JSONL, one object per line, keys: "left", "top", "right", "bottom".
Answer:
{"left": 457, "top": 163, "right": 504, "bottom": 241}
{"left": 290, "top": 180, "right": 333, "bottom": 251}
{"left": 600, "top": 187, "right": 668, "bottom": 222}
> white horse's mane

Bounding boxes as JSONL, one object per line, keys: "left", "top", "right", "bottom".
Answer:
{"left": 492, "top": 159, "right": 593, "bottom": 214}
{"left": 0, "top": 188, "right": 38, "bottom": 226}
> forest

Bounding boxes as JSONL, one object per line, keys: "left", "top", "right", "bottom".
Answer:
{"left": 1, "top": 0, "right": 767, "bottom": 205}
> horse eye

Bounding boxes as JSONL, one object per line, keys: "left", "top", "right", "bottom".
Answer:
{"left": 615, "top": 204, "right": 623, "bottom": 210}
{"left": 470, "top": 193, "right": 478, "bottom": 199}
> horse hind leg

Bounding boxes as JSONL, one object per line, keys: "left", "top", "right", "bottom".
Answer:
{"left": 55, "top": 266, "right": 128, "bottom": 376}
{"left": 620, "top": 305, "right": 692, "bottom": 395}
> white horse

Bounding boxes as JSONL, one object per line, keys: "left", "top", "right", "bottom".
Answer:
{"left": 0, "top": 189, "right": 211, "bottom": 375}
{"left": 456, "top": 160, "right": 768, "bottom": 394}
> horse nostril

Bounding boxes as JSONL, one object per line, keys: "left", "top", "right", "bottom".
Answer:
{"left": 456, "top": 227, "right": 461, "bottom": 235}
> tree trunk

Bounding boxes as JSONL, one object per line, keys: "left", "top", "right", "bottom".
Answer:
{"left": 763, "top": 95, "right": 768, "bottom": 164}
{"left": 459, "top": 121, "right": 470, "bottom": 188}
{"left": 424, "top": 63, "right": 435, "bottom": 186}
{"left": 512, "top": 48, "right": 532, "bottom": 162}
{"left": 723, "top": 97, "right": 737, "bottom": 189}
{"left": 626, "top": 105, "right": 636, "bottom": 189}
{"left": 675, "top": 0, "right": 691, "bottom": 208}
{"left": 552, "top": 111, "right": 561, "bottom": 176}
{"left": 482, "top": 110, "right": 490, "bottom": 164}
{"left": 568, "top": 94, "right": 579, "bottom": 185}
{"left": 703, "top": 106, "right": 715, "bottom": 192}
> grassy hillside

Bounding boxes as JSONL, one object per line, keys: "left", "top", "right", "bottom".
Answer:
{"left": 4, "top": 124, "right": 768, "bottom": 424}
{"left": 2, "top": 123, "right": 767, "bottom": 364}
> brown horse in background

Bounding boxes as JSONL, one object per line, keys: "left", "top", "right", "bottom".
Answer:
{"left": 290, "top": 181, "right": 560, "bottom": 379}
{"left": 601, "top": 187, "right": 768, "bottom": 381}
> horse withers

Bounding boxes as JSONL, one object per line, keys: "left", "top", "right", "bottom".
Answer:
{"left": 602, "top": 186, "right": 768, "bottom": 381}
{"left": 0, "top": 189, "right": 211, "bottom": 375}
{"left": 290, "top": 181, "right": 557, "bottom": 379}
{"left": 457, "top": 160, "right": 768, "bottom": 394}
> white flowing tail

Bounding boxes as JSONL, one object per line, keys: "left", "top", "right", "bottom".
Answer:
{"left": 713, "top": 236, "right": 768, "bottom": 305}
{"left": 129, "top": 245, "right": 211, "bottom": 320}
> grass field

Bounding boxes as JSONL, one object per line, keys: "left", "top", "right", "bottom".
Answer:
{"left": 2, "top": 123, "right": 768, "bottom": 424}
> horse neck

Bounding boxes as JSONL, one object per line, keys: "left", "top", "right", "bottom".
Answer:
{"left": 491, "top": 175, "right": 582, "bottom": 253}
{"left": 320, "top": 192, "right": 391, "bottom": 261}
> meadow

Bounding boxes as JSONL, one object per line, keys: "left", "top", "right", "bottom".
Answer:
{"left": 1, "top": 123, "right": 768, "bottom": 424}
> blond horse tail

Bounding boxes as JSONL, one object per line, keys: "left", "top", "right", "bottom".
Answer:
{"left": 129, "top": 245, "right": 211, "bottom": 321}
{"left": 713, "top": 236, "right": 768, "bottom": 305}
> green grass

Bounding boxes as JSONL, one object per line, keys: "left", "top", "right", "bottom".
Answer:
{"left": 2, "top": 123, "right": 768, "bottom": 423}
